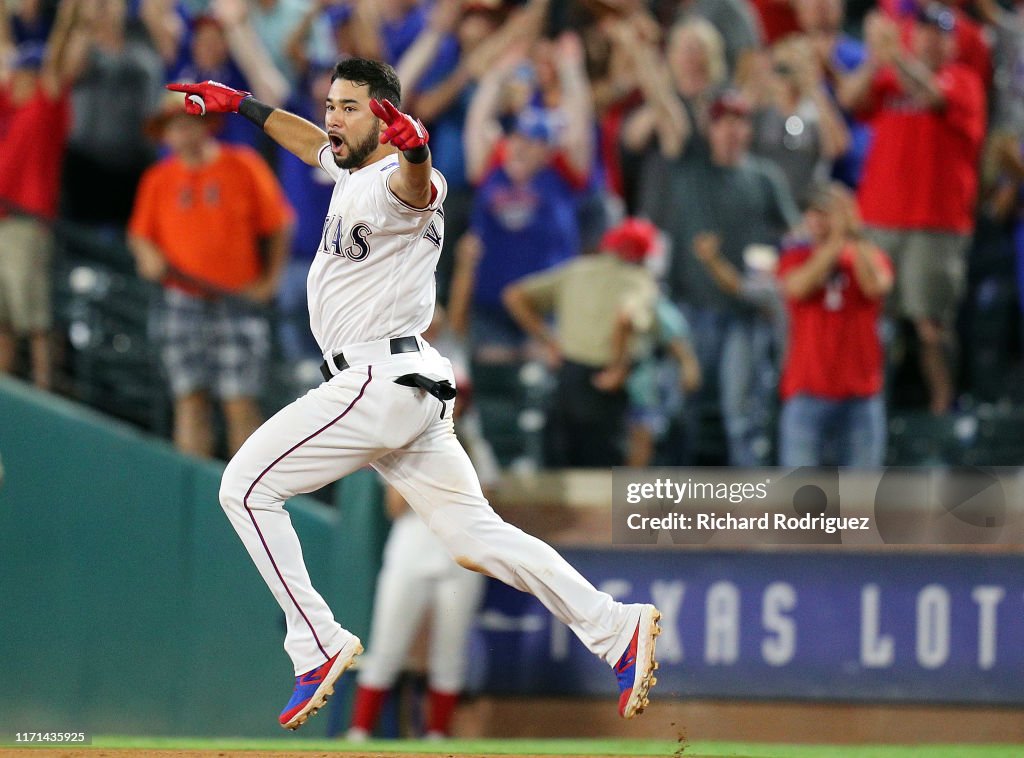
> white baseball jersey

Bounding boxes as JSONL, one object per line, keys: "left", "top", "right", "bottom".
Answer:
{"left": 309, "top": 146, "right": 448, "bottom": 352}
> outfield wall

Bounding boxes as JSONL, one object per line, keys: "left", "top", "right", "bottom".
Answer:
{"left": 0, "top": 377, "right": 386, "bottom": 739}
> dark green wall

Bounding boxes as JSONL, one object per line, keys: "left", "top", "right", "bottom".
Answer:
{"left": 0, "top": 377, "right": 385, "bottom": 738}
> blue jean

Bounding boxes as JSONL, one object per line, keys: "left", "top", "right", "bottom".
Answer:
{"left": 778, "top": 394, "right": 887, "bottom": 467}
{"left": 679, "top": 306, "right": 779, "bottom": 466}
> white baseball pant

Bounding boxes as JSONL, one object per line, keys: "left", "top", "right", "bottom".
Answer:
{"left": 219, "top": 338, "right": 637, "bottom": 675}
{"left": 357, "top": 511, "right": 485, "bottom": 693}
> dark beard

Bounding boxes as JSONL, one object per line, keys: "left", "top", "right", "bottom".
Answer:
{"left": 333, "top": 121, "right": 381, "bottom": 169}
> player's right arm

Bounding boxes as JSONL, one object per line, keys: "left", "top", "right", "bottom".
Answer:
{"left": 166, "top": 81, "right": 328, "bottom": 168}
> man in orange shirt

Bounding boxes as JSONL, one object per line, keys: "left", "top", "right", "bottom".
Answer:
{"left": 128, "top": 91, "right": 294, "bottom": 458}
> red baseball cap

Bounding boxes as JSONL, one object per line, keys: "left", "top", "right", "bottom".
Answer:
{"left": 600, "top": 218, "right": 660, "bottom": 263}
{"left": 709, "top": 90, "right": 753, "bottom": 121}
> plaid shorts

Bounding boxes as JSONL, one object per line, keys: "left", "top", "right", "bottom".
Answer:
{"left": 153, "top": 288, "right": 270, "bottom": 399}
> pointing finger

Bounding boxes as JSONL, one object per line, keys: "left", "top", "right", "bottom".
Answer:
{"left": 368, "top": 98, "right": 391, "bottom": 123}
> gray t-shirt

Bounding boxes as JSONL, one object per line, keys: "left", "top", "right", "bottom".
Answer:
{"left": 751, "top": 98, "right": 831, "bottom": 209}
{"left": 640, "top": 152, "right": 800, "bottom": 311}
{"left": 990, "top": 12, "right": 1024, "bottom": 134}
{"left": 70, "top": 41, "right": 164, "bottom": 167}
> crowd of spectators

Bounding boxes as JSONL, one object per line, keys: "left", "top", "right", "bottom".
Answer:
{"left": 2, "top": 0, "right": 1023, "bottom": 467}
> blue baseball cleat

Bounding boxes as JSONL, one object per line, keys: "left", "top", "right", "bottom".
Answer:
{"left": 615, "top": 604, "right": 661, "bottom": 718}
{"left": 279, "top": 635, "right": 363, "bottom": 730}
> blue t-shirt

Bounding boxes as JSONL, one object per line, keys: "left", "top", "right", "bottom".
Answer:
{"left": 471, "top": 159, "right": 581, "bottom": 308}
{"left": 277, "top": 147, "right": 335, "bottom": 262}
{"left": 381, "top": 4, "right": 429, "bottom": 64}
{"left": 276, "top": 86, "right": 336, "bottom": 261}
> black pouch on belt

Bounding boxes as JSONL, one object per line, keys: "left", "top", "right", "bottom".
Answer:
{"left": 394, "top": 373, "right": 457, "bottom": 418}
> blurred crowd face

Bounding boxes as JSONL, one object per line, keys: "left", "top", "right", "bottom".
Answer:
{"left": 804, "top": 203, "right": 833, "bottom": 243}
{"left": 192, "top": 21, "right": 230, "bottom": 71}
{"left": 531, "top": 40, "right": 560, "bottom": 101}
{"left": 163, "top": 114, "right": 211, "bottom": 157}
{"left": 804, "top": 184, "right": 858, "bottom": 243}
{"left": 82, "top": 0, "right": 127, "bottom": 31}
{"left": 709, "top": 113, "right": 752, "bottom": 166}
{"left": 667, "top": 24, "right": 717, "bottom": 95}
{"left": 504, "top": 132, "right": 553, "bottom": 184}
{"left": 793, "top": 0, "right": 844, "bottom": 35}
{"left": 911, "top": 23, "right": 955, "bottom": 70}
{"left": 457, "top": 10, "right": 501, "bottom": 51}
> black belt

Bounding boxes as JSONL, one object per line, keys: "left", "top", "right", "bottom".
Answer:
{"left": 320, "top": 336, "right": 420, "bottom": 381}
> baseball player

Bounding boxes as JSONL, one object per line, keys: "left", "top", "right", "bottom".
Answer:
{"left": 167, "top": 58, "right": 661, "bottom": 732}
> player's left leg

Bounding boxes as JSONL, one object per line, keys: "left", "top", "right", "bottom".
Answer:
{"left": 373, "top": 421, "right": 661, "bottom": 718}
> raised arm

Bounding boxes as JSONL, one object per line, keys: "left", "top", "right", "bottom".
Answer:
{"left": 395, "top": 0, "right": 460, "bottom": 94}
{"left": 36, "top": 0, "right": 85, "bottom": 95}
{"left": 370, "top": 97, "right": 434, "bottom": 209}
{"left": 166, "top": 81, "right": 328, "bottom": 167}
{"left": 836, "top": 11, "right": 892, "bottom": 112}
{"left": 212, "top": 0, "right": 291, "bottom": 108}
{"left": 415, "top": 0, "right": 549, "bottom": 124}
{"left": 138, "top": 0, "right": 184, "bottom": 66}
{"left": 611, "top": 14, "right": 690, "bottom": 159}
{"left": 463, "top": 62, "right": 509, "bottom": 184}
{"left": 553, "top": 31, "right": 595, "bottom": 180}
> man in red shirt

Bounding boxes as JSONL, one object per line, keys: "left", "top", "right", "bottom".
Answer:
{"left": 776, "top": 183, "right": 893, "bottom": 466}
{"left": 0, "top": 4, "right": 77, "bottom": 390}
{"left": 838, "top": 3, "right": 985, "bottom": 415}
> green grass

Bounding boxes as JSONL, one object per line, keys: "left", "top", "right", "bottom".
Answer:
{"left": 85, "top": 736, "right": 1024, "bottom": 757}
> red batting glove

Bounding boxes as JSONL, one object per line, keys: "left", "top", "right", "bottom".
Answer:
{"left": 166, "top": 81, "right": 251, "bottom": 115}
{"left": 369, "top": 98, "right": 429, "bottom": 150}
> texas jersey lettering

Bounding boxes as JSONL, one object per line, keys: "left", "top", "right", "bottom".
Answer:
{"left": 307, "top": 148, "right": 448, "bottom": 352}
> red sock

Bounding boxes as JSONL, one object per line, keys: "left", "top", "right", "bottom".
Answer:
{"left": 426, "top": 689, "right": 459, "bottom": 736}
{"left": 349, "top": 685, "right": 389, "bottom": 732}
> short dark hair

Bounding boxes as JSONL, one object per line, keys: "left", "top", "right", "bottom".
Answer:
{"left": 331, "top": 58, "right": 402, "bottom": 108}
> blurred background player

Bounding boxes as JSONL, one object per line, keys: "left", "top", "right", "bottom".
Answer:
{"left": 347, "top": 308, "right": 499, "bottom": 741}
{"left": 127, "top": 90, "right": 294, "bottom": 458}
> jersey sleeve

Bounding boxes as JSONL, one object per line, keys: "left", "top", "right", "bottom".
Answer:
{"left": 383, "top": 165, "right": 448, "bottom": 214}
{"left": 316, "top": 142, "right": 342, "bottom": 181}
